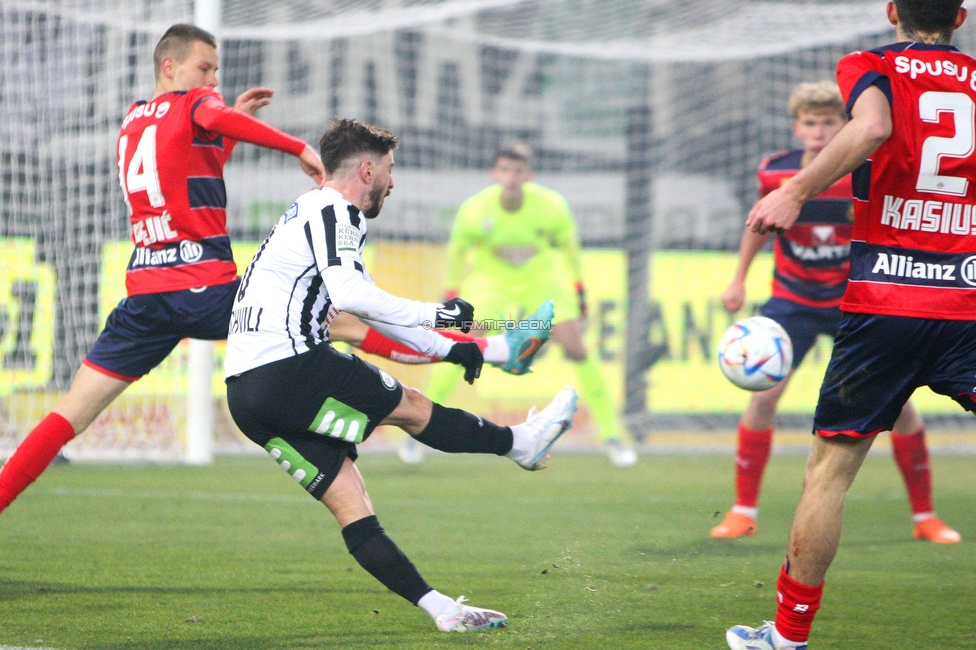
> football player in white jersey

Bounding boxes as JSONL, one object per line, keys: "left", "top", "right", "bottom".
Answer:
{"left": 224, "top": 118, "right": 578, "bottom": 633}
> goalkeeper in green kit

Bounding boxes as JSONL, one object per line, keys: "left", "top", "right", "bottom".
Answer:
{"left": 402, "top": 144, "right": 637, "bottom": 468}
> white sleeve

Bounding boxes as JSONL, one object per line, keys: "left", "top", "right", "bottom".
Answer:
{"left": 322, "top": 265, "right": 440, "bottom": 327}
{"left": 360, "top": 318, "right": 455, "bottom": 359}
{"left": 305, "top": 200, "right": 367, "bottom": 272}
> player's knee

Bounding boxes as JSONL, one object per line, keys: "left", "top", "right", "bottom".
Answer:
{"left": 385, "top": 385, "right": 433, "bottom": 431}
{"left": 402, "top": 386, "right": 430, "bottom": 411}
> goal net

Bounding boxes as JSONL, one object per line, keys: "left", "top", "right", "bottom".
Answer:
{"left": 1, "top": 0, "right": 971, "bottom": 460}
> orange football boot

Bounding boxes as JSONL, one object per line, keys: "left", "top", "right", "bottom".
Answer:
{"left": 913, "top": 517, "right": 961, "bottom": 544}
{"left": 710, "top": 511, "right": 757, "bottom": 538}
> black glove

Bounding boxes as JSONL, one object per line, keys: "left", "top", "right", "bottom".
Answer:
{"left": 444, "top": 341, "right": 484, "bottom": 384}
{"left": 434, "top": 297, "right": 475, "bottom": 333}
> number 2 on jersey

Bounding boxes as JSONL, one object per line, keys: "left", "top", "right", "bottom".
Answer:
{"left": 916, "top": 91, "right": 975, "bottom": 197}
{"left": 118, "top": 125, "right": 165, "bottom": 210}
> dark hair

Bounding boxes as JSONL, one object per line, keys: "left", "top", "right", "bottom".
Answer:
{"left": 319, "top": 118, "right": 399, "bottom": 174}
{"left": 153, "top": 24, "right": 217, "bottom": 80}
{"left": 494, "top": 142, "right": 531, "bottom": 166}
{"left": 894, "top": 0, "right": 963, "bottom": 34}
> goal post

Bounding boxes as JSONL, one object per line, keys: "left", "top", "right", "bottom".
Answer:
{"left": 4, "top": 1, "right": 973, "bottom": 463}
{"left": 183, "top": 0, "right": 222, "bottom": 466}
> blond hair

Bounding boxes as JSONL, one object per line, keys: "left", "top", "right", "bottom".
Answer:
{"left": 787, "top": 81, "right": 846, "bottom": 119}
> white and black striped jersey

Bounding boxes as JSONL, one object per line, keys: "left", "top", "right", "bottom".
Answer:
{"left": 225, "top": 187, "right": 450, "bottom": 377}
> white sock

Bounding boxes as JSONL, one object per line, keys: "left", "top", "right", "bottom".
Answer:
{"left": 505, "top": 421, "right": 534, "bottom": 462}
{"left": 732, "top": 505, "right": 759, "bottom": 520}
{"left": 912, "top": 511, "right": 934, "bottom": 524}
{"left": 417, "top": 590, "right": 456, "bottom": 619}
{"left": 772, "top": 626, "right": 807, "bottom": 649}
{"left": 483, "top": 335, "right": 509, "bottom": 364}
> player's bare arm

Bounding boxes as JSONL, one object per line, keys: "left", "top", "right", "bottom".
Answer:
{"left": 721, "top": 227, "right": 772, "bottom": 313}
{"left": 298, "top": 145, "right": 326, "bottom": 188}
{"left": 747, "top": 85, "right": 892, "bottom": 235}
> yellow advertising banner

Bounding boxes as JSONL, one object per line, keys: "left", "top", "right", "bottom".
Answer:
{"left": 0, "top": 239, "right": 56, "bottom": 395}
{"left": 97, "top": 241, "right": 958, "bottom": 415}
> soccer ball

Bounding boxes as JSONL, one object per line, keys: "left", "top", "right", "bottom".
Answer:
{"left": 717, "top": 316, "right": 793, "bottom": 391}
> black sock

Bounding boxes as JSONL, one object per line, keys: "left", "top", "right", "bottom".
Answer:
{"left": 413, "top": 403, "right": 513, "bottom": 455}
{"left": 341, "top": 515, "right": 432, "bottom": 605}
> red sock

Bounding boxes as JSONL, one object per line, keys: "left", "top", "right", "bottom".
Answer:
{"left": 891, "top": 428, "right": 933, "bottom": 516}
{"left": 359, "top": 328, "right": 436, "bottom": 364}
{"left": 0, "top": 413, "right": 75, "bottom": 512}
{"left": 358, "top": 328, "right": 487, "bottom": 364}
{"left": 734, "top": 422, "right": 773, "bottom": 509}
{"left": 775, "top": 564, "right": 823, "bottom": 643}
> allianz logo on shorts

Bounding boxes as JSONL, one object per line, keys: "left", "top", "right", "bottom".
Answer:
{"left": 309, "top": 397, "right": 369, "bottom": 444}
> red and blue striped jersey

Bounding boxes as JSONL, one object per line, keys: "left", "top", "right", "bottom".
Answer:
{"left": 836, "top": 42, "right": 976, "bottom": 320}
{"left": 117, "top": 88, "right": 305, "bottom": 296}
{"left": 758, "top": 150, "right": 853, "bottom": 308}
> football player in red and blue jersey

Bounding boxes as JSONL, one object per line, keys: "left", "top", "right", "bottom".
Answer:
{"left": 0, "top": 24, "right": 326, "bottom": 513}
{"left": 727, "top": 2, "right": 975, "bottom": 649}
{"left": 712, "top": 81, "right": 958, "bottom": 546}
{"left": 0, "top": 24, "right": 548, "bottom": 516}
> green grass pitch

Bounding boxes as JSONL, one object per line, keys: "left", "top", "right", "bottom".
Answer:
{"left": 0, "top": 451, "right": 974, "bottom": 649}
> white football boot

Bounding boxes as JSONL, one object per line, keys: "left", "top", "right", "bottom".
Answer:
{"left": 726, "top": 622, "right": 807, "bottom": 650}
{"left": 435, "top": 596, "right": 508, "bottom": 632}
{"left": 508, "top": 386, "right": 577, "bottom": 470}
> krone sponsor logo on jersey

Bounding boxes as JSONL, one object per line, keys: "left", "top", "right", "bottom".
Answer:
{"left": 881, "top": 195, "right": 976, "bottom": 235}
{"left": 179, "top": 240, "right": 204, "bottom": 263}
{"left": 335, "top": 223, "right": 360, "bottom": 252}
{"left": 893, "top": 55, "right": 976, "bottom": 90}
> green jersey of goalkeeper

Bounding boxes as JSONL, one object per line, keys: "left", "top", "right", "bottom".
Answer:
{"left": 446, "top": 177, "right": 582, "bottom": 323}
{"left": 418, "top": 144, "right": 637, "bottom": 468}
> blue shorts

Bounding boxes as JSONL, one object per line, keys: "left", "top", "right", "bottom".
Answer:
{"left": 85, "top": 279, "right": 239, "bottom": 381}
{"left": 760, "top": 297, "right": 843, "bottom": 368}
{"left": 814, "top": 313, "right": 976, "bottom": 438}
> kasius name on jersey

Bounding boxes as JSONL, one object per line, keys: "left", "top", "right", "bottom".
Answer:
{"left": 893, "top": 55, "right": 976, "bottom": 90}
{"left": 121, "top": 101, "right": 171, "bottom": 130}
{"left": 882, "top": 195, "right": 976, "bottom": 235}
{"left": 230, "top": 306, "right": 263, "bottom": 334}
{"left": 871, "top": 252, "right": 957, "bottom": 282}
